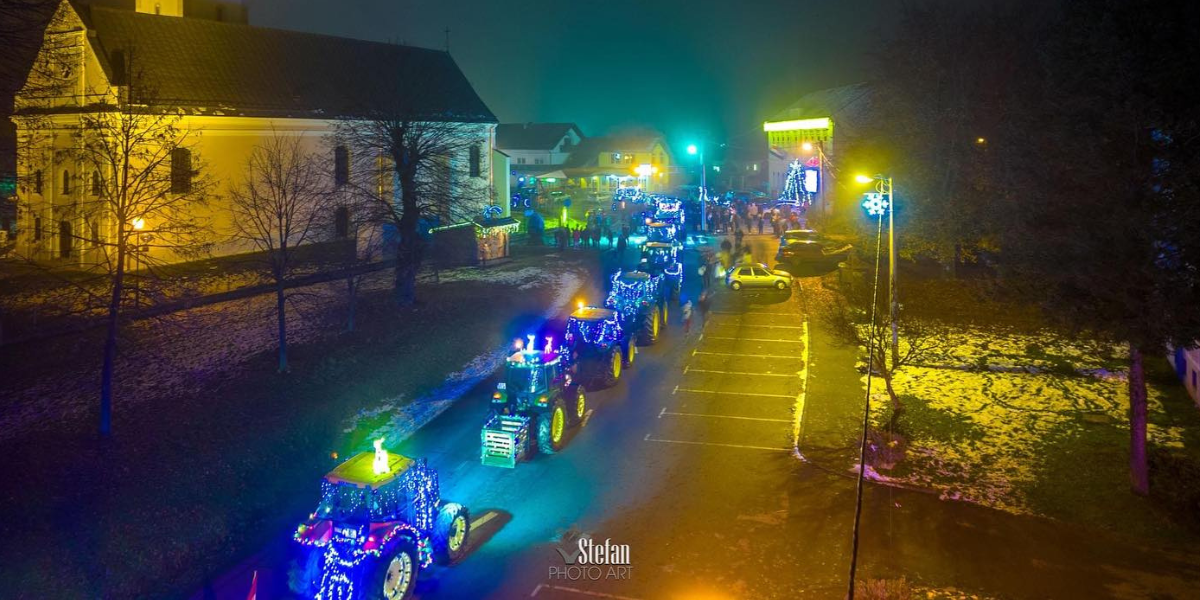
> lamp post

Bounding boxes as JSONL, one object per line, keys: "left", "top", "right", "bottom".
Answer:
{"left": 131, "top": 217, "right": 145, "bottom": 308}
{"left": 856, "top": 174, "right": 897, "bottom": 369}
{"left": 687, "top": 143, "right": 706, "bottom": 232}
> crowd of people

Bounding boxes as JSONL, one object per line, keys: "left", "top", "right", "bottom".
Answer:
{"left": 702, "top": 199, "right": 805, "bottom": 237}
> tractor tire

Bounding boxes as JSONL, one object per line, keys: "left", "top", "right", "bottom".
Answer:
{"left": 367, "top": 536, "right": 420, "bottom": 600}
{"left": 598, "top": 347, "right": 622, "bottom": 388}
{"left": 568, "top": 384, "right": 588, "bottom": 425}
{"left": 660, "top": 301, "right": 669, "bottom": 326}
{"left": 536, "top": 398, "right": 568, "bottom": 455}
{"left": 433, "top": 502, "right": 471, "bottom": 565}
{"left": 623, "top": 342, "right": 636, "bottom": 367}
{"left": 637, "top": 306, "right": 661, "bottom": 345}
{"left": 286, "top": 547, "right": 322, "bottom": 598}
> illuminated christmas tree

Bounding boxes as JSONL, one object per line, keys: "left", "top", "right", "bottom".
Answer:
{"left": 780, "top": 159, "right": 808, "bottom": 206}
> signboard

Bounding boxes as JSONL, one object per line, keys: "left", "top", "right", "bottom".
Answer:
{"left": 803, "top": 168, "right": 819, "bottom": 194}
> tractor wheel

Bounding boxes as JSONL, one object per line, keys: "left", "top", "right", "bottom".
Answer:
{"left": 433, "top": 502, "right": 471, "bottom": 565}
{"left": 660, "top": 301, "right": 669, "bottom": 325}
{"left": 623, "top": 342, "right": 636, "bottom": 367}
{"left": 286, "top": 546, "right": 322, "bottom": 598}
{"left": 599, "top": 347, "right": 622, "bottom": 388}
{"left": 638, "top": 306, "right": 661, "bottom": 345}
{"left": 568, "top": 385, "right": 588, "bottom": 424}
{"left": 368, "top": 536, "right": 419, "bottom": 600}
{"left": 537, "top": 398, "right": 568, "bottom": 455}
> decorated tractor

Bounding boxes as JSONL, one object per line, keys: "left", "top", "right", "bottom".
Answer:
{"left": 606, "top": 270, "right": 670, "bottom": 345}
{"left": 639, "top": 241, "right": 683, "bottom": 299}
{"left": 565, "top": 305, "right": 637, "bottom": 389}
{"left": 646, "top": 221, "right": 679, "bottom": 245}
{"left": 290, "top": 442, "right": 470, "bottom": 600}
{"left": 480, "top": 336, "right": 588, "bottom": 468}
{"left": 653, "top": 199, "right": 686, "bottom": 242}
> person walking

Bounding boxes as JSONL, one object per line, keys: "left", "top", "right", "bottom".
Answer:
{"left": 698, "top": 261, "right": 709, "bottom": 290}
{"left": 682, "top": 299, "right": 694, "bottom": 335}
{"left": 697, "top": 290, "right": 711, "bottom": 328}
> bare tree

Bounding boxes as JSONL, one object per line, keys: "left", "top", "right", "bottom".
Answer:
{"left": 229, "top": 133, "right": 330, "bottom": 373}
{"left": 13, "top": 51, "right": 214, "bottom": 436}
{"left": 334, "top": 115, "right": 489, "bottom": 306}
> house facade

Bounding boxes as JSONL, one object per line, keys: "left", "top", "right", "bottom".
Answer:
{"left": 13, "top": 0, "right": 497, "bottom": 266}
{"left": 560, "top": 133, "right": 673, "bottom": 194}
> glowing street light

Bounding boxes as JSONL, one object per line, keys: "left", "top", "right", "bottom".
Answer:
{"left": 802, "top": 141, "right": 814, "bottom": 152}
{"left": 686, "top": 144, "right": 698, "bottom": 155}
{"left": 132, "top": 217, "right": 145, "bottom": 230}
{"left": 855, "top": 173, "right": 897, "bottom": 370}
{"left": 687, "top": 142, "right": 707, "bottom": 232}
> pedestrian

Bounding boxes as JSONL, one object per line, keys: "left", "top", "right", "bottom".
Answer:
{"left": 757, "top": 215, "right": 764, "bottom": 235}
{"left": 734, "top": 227, "right": 744, "bottom": 250}
{"left": 592, "top": 226, "right": 601, "bottom": 248}
{"left": 682, "top": 300, "right": 694, "bottom": 335}
{"left": 697, "top": 290, "right": 711, "bottom": 327}
{"left": 607, "top": 227, "right": 615, "bottom": 248}
{"left": 697, "top": 262, "right": 708, "bottom": 290}
{"left": 617, "top": 231, "right": 627, "bottom": 260}
{"left": 572, "top": 227, "right": 581, "bottom": 248}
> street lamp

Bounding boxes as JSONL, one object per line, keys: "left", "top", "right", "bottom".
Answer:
{"left": 856, "top": 174, "right": 897, "bottom": 369}
{"left": 687, "top": 143, "right": 706, "bottom": 232}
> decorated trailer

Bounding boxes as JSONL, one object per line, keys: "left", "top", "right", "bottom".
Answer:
{"left": 290, "top": 441, "right": 470, "bottom": 600}
{"left": 607, "top": 270, "right": 670, "bottom": 345}
{"left": 481, "top": 336, "right": 588, "bottom": 468}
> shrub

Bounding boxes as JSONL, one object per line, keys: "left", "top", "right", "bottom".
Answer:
{"left": 859, "top": 577, "right": 913, "bottom": 600}
{"left": 865, "top": 428, "right": 908, "bottom": 471}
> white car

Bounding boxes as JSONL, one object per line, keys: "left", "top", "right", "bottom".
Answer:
{"left": 725, "top": 263, "right": 793, "bottom": 290}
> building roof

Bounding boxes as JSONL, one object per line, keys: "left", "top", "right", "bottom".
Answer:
{"left": 768, "top": 82, "right": 872, "bottom": 128}
{"left": 496, "top": 123, "right": 582, "bottom": 151}
{"left": 76, "top": 5, "right": 496, "bottom": 122}
{"left": 564, "top": 133, "right": 667, "bottom": 168}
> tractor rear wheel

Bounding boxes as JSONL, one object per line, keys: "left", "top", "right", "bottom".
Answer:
{"left": 368, "top": 537, "right": 419, "bottom": 600}
{"left": 623, "top": 342, "right": 636, "bottom": 367}
{"left": 537, "top": 398, "right": 568, "bottom": 454}
{"left": 638, "top": 306, "right": 661, "bottom": 345}
{"left": 598, "top": 347, "right": 622, "bottom": 388}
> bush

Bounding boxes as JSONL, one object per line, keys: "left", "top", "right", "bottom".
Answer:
{"left": 1149, "top": 448, "right": 1200, "bottom": 530}
{"left": 859, "top": 577, "right": 913, "bottom": 600}
{"left": 865, "top": 428, "right": 908, "bottom": 471}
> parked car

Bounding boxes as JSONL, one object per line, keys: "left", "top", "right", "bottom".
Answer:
{"left": 780, "top": 229, "right": 822, "bottom": 244}
{"left": 776, "top": 239, "right": 854, "bottom": 265}
{"left": 725, "top": 263, "right": 793, "bottom": 290}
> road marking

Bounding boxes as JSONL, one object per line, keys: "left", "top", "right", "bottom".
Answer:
{"left": 672, "top": 384, "right": 679, "bottom": 395}
{"left": 470, "top": 511, "right": 498, "bottom": 530}
{"left": 704, "top": 336, "right": 803, "bottom": 343}
{"left": 793, "top": 319, "right": 811, "bottom": 455}
{"left": 708, "top": 323, "right": 806, "bottom": 330}
{"left": 531, "top": 584, "right": 642, "bottom": 599}
{"left": 582, "top": 409, "right": 595, "bottom": 428}
{"left": 685, "top": 368, "right": 797, "bottom": 377}
{"left": 712, "top": 311, "right": 798, "bottom": 317}
{"left": 674, "top": 388, "right": 795, "bottom": 399}
{"left": 683, "top": 364, "right": 689, "bottom": 374}
{"left": 693, "top": 351, "right": 802, "bottom": 359}
{"left": 643, "top": 434, "right": 791, "bottom": 452}
{"left": 660, "top": 410, "right": 791, "bottom": 423}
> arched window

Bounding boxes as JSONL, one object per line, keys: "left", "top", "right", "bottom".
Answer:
{"left": 59, "top": 220, "right": 72, "bottom": 258}
{"left": 334, "top": 145, "right": 350, "bottom": 186}
{"left": 62, "top": 170, "right": 71, "bottom": 195}
{"left": 91, "top": 171, "right": 102, "bottom": 196}
{"left": 34, "top": 169, "right": 43, "bottom": 194}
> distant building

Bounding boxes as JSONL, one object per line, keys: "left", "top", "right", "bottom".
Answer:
{"left": 495, "top": 122, "right": 584, "bottom": 187}
{"left": 764, "top": 83, "right": 872, "bottom": 212}
{"left": 1170, "top": 347, "right": 1200, "bottom": 408}
{"left": 561, "top": 133, "right": 673, "bottom": 194}
{"left": 13, "top": 0, "right": 497, "bottom": 266}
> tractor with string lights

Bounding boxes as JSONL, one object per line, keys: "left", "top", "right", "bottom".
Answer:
{"left": 480, "top": 335, "right": 589, "bottom": 468}
{"left": 606, "top": 269, "right": 670, "bottom": 346}
{"left": 639, "top": 241, "right": 683, "bottom": 299}
{"left": 290, "top": 441, "right": 471, "bottom": 600}
{"left": 565, "top": 304, "right": 637, "bottom": 389}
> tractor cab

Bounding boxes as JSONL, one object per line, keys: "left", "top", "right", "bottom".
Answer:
{"left": 646, "top": 221, "right": 678, "bottom": 245}
{"left": 493, "top": 338, "right": 567, "bottom": 414}
{"left": 566, "top": 306, "right": 622, "bottom": 349}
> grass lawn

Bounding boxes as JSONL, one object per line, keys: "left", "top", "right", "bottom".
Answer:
{"left": 0, "top": 252, "right": 594, "bottom": 598}
{"left": 862, "top": 319, "right": 1200, "bottom": 544}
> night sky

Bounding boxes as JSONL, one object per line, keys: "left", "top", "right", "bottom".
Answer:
{"left": 246, "top": 0, "right": 899, "bottom": 151}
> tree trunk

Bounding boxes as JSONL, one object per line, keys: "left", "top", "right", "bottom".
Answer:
{"left": 1128, "top": 345, "right": 1149, "bottom": 496}
{"left": 345, "top": 276, "right": 357, "bottom": 333}
{"left": 276, "top": 282, "right": 288, "bottom": 373}
{"left": 100, "top": 251, "right": 125, "bottom": 437}
{"left": 878, "top": 356, "right": 905, "bottom": 430}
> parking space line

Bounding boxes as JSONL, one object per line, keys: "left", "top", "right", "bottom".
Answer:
{"left": 708, "top": 323, "right": 806, "bottom": 330}
{"left": 685, "top": 368, "right": 797, "bottom": 377}
{"left": 674, "top": 388, "right": 794, "bottom": 399}
{"left": 643, "top": 434, "right": 791, "bottom": 452}
{"left": 660, "top": 409, "right": 792, "bottom": 423}
{"left": 704, "top": 336, "right": 803, "bottom": 343}
{"left": 471, "top": 511, "right": 499, "bottom": 530}
{"left": 692, "top": 350, "right": 802, "bottom": 360}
